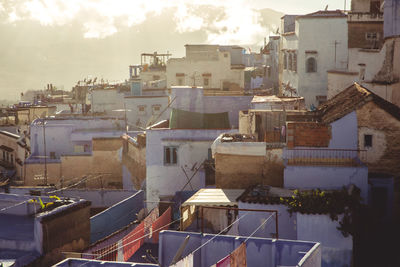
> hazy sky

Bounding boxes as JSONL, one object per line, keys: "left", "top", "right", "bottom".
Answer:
{"left": 0, "top": 0, "right": 351, "bottom": 100}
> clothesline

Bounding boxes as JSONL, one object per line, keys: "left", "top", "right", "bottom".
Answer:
{"left": 244, "top": 213, "right": 275, "bottom": 243}
{"left": 77, "top": 216, "right": 181, "bottom": 267}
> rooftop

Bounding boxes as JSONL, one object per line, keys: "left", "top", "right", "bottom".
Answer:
{"left": 317, "top": 82, "right": 400, "bottom": 123}
{"left": 182, "top": 188, "right": 245, "bottom": 207}
{"left": 251, "top": 95, "right": 304, "bottom": 103}
{"left": 297, "top": 9, "right": 346, "bottom": 19}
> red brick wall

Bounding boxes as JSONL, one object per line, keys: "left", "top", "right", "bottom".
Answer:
{"left": 287, "top": 122, "right": 331, "bottom": 148}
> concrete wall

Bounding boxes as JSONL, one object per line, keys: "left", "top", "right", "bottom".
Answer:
{"left": 90, "top": 190, "right": 144, "bottom": 243}
{"left": 281, "top": 16, "right": 348, "bottom": 107}
{"left": 123, "top": 96, "right": 169, "bottom": 128}
{"left": 214, "top": 149, "right": 284, "bottom": 189}
{"left": 328, "top": 111, "right": 358, "bottom": 149}
{"left": 38, "top": 201, "right": 91, "bottom": 266}
{"left": 356, "top": 101, "right": 400, "bottom": 176}
{"left": 238, "top": 202, "right": 297, "bottom": 240}
{"left": 29, "top": 117, "right": 124, "bottom": 159}
{"left": 91, "top": 89, "right": 124, "bottom": 114}
{"left": 122, "top": 137, "right": 146, "bottom": 190}
{"left": 384, "top": 0, "right": 400, "bottom": 38}
{"left": 170, "top": 86, "right": 252, "bottom": 128}
{"left": 58, "top": 189, "right": 138, "bottom": 208}
{"left": 158, "top": 230, "right": 320, "bottom": 267}
{"left": 146, "top": 129, "right": 230, "bottom": 209}
{"left": 284, "top": 165, "right": 369, "bottom": 202}
{"left": 167, "top": 48, "right": 244, "bottom": 90}
{"left": 298, "top": 17, "right": 348, "bottom": 107}
{"left": 297, "top": 213, "right": 352, "bottom": 267}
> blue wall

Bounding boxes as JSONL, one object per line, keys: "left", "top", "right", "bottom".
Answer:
{"left": 90, "top": 190, "right": 144, "bottom": 243}
{"left": 158, "top": 230, "right": 320, "bottom": 267}
{"left": 384, "top": 0, "right": 400, "bottom": 38}
{"left": 55, "top": 258, "right": 157, "bottom": 267}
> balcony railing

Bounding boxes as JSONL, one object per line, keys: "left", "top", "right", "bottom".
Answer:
{"left": 283, "top": 148, "right": 367, "bottom": 166}
{"left": 348, "top": 12, "right": 383, "bottom": 22}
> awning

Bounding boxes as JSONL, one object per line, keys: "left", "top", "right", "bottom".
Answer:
{"left": 181, "top": 188, "right": 244, "bottom": 207}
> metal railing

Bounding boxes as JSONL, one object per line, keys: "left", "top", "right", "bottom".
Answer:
{"left": 283, "top": 148, "right": 367, "bottom": 166}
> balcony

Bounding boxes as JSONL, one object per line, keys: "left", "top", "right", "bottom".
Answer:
{"left": 283, "top": 148, "right": 367, "bottom": 166}
{"left": 348, "top": 12, "right": 383, "bottom": 22}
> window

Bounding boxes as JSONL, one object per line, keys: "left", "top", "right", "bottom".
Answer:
{"left": 364, "top": 134, "right": 373, "bottom": 148}
{"left": 306, "top": 57, "right": 317, "bottom": 73}
{"left": 366, "top": 32, "right": 379, "bottom": 41}
{"left": 177, "top": 78, "right": 183, "bottom": 86}
{"left": 138, "top": 105, "right": 147, "bottom": 115}
{"left": 10, "top": 154, "right": 13, "bottom": 164}
{"left": 288, "top": 54, "right": 293, "bottom": 71}
{"left": 153, "top": 75, "right": 160, "bottom": 80}
{"left": 164, "top": 146, "right": 178, "bottom": 165}
{"left": 293, "top": 53, "right": 297, "bottom": 72}
{"left": 283, "top": 53, "right": 287, "bottom": 70}
{"left": 50, "top": 152, "right": 56, "bottom": 159}
{"left": 203, "top": 78, "right": 209, "bottom": 86}
{"left": 2, "top": 151, "right": 4, "bottom": 160}
{"left": 224, "top": 53, "right": 228, "bottom": 58}
{"left": 152, "top": 105, "right": 161, "bottom": 115}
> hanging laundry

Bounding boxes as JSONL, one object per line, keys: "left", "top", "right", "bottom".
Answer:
{"left": 123, "top": 221, "right": 145, "bottom": 261}
{"left": 230, "top": 243, "right": 247, "bottom": 267}
{"left": 152, "top": 207, "right": 172, "bottom": 243}
{"left": 216, "top": 255, "right": 231, "bottom": 267}
{"left": 91, "top": 242, "right": 118, "bottom": 261}
{"left": 170, "top": 253, "right": 194, "bottom": 267}
{"left": 144, "top": 207, "right": 159, "bottom": 239}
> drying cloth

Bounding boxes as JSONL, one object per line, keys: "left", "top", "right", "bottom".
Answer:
{"left": 123, "top": 221, "right": 145, "bottom": 261}
{"left": 230, "top": 243, "right": 247, "bottom": 267}
{"left": 152, "top": 207, "right": 172, "bottom": 243}
{"left": 217, "top": 255, "right": 231, "bottom": 267}
{"left": 144, "top": 207, "right": 159, "bottom": 239}
{"left": 170, "top": 253, "right": 194, "bottom": 267}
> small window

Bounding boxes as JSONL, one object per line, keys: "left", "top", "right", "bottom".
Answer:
{"left": 288, "top": 53, "right": 293, "bottom": 71}
{"left": 153, "top": 75, "right": 160, "bottom": 80}
{"left": 293, "top": 53, "right": 297, "bottom": 72}
{"left": 50, "top": 152, "right": 56, "bottom": 159}
{"left": 177, "top": 78, "right": 183, "bottom": 86}
{"left": 283, "top": 54, "right": 287, "bottom": 70}
{"left": 6, "top": 152, "right": 9, "bottom": 162}
{"left": 224, "top": 53, "right": 228, "bottom": 58}
{"left": 2, "top": 151, "right": 5, "bottom": 160}
{"left": 10, "top": 154, "right": 13, "bottom": 164}
{"left": 366, "top": 32, "right": 379, "bottom": 41}
{"left": 364, "top": 134, "right": 373, "bottom": 148}
{"left": 138, "top": 105, "right": 147, "bottom": 115}
{"left": 164, "top": 146, "right": 178, "bottom": 165}
{"left": 152, "top": 105, "right": 161, "bottom": 115}
{"left": 203, "top": 78, "right": 209, "bottom": 86}
{"left": 306, "top": 57, "right": 317, "bottom": 73}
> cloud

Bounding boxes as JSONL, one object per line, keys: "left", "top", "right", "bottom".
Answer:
{"left": 0, "top": 0, "right": 272, "bottom": 45}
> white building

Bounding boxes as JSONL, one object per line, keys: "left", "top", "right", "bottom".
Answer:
{"left": 327, "top": 0, "right": 400, "bottom": 107}
{"left": 166, "top": 45, "right": 245, "bottom": 92}
{"left": 279, "top": 10, "right": 348, "bottom": 108}
{"left": 145, "top": 125, "right": 233, "bottom": 210}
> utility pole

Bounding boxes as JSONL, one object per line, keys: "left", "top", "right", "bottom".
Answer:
{"left": 42, "top": 119, "right": 47, "bottom": 186}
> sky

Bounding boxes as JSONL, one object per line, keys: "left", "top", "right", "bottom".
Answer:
{"left": 0, "top": 0, "right": 351, "bottom": 100}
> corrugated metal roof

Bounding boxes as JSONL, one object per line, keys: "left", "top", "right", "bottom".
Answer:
{"left": 182, "top": 188, "right": 244, "bottom": 206}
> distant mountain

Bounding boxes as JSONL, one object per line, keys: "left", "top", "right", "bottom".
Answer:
{"left": 0, "top": 6, "right": 283, "bottom": 100}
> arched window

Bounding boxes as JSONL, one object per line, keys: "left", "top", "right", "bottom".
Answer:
{"left": 306, "top": 57, "right": 317, "bottom": 73}
{"left": 283, "top": 54, "right": 287, "bottom": 70}
{"left": 288, "top": 54, "right": 293, "bottom": 71}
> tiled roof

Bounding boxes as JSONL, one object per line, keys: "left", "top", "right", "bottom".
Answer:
{"left": 317, "top": 83, "right": 400, "bottom": 123}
